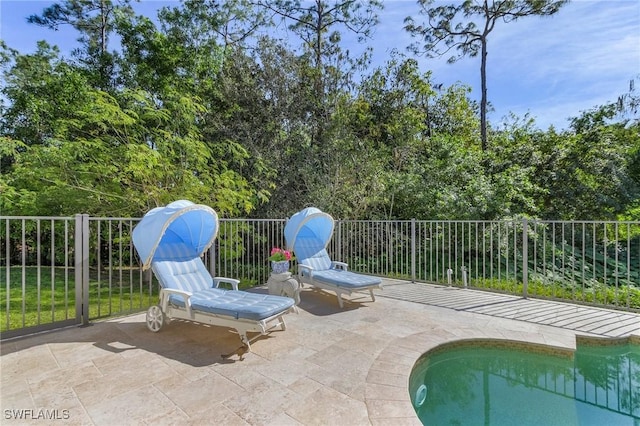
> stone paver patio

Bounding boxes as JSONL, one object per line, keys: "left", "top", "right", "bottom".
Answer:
{"left": 1, "top": 279, "right": 639, "bottom": 425}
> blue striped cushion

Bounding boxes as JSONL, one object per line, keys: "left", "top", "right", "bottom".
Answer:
{"left": 190, "top": 290, "right": 294, "bottom": 320}
{"left": 311, "top": 269, "right": 381, "bottom": 289}
{"left": 152, "top": 258, "right": 294, "bottom": 320}
{"left": 166, "top": 288, "right": 294, "bottom": 320}
{"left": 152, "top": 258, "right": 212, "bottom": 293}
{"left": 295, "top": 237, "right": 332, "bottom": 271}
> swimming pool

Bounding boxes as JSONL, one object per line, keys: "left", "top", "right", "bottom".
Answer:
{"left": 409, "top": 336, "right": 640, "bottom": 425}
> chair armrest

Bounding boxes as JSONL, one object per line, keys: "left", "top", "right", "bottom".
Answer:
{"left": 213, "top": 277, "right": 240, "bottom": 291}
{"left": 297, "top": 263, "right": 314, "bottom": 277}
{"left": 160, "top": 288, "right": 192, "bottom": 303}
{"left": 160, "top": 288, "right": 193, "bottom": 315}
{"left": 332, "top": 261, "right": 348, "bottom": 271}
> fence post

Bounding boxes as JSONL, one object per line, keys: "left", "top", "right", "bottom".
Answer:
{"left": 74, "top": 214, "right": 90, "bottom": 325}
{"left": 411, "top": 218, "right": 416, "bottom": 283}
{"left": 522, "top": 218, "right": 528, "bottom": 299}
{"left": 209, "top": 245, "right": 216, "bottom": 278}
{"left": 336, "top": 220, "right": 342, "bottom": 263}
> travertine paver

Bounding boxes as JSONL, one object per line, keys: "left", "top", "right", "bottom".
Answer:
{"left": 1, "top": 280, "right": 638, "bottom": 425}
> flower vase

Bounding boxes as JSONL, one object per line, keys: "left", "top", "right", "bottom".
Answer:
{"left": 271, "top": 260, "right": 290, "bottom": 274}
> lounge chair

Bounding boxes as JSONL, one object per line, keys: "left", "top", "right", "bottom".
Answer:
{"left": 132, "top": 200, "right": 295, "bottom": 350}
{"left": 284, "top": 207, "right": 382, "bottom": 308}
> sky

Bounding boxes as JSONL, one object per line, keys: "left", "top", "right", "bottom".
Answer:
{"left": 1, "top": 0, "right": 639, "bottom": 130}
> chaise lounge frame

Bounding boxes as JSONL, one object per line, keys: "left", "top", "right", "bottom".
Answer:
{"left": 296, "top": 262, "right": 380, "bottom": 308}
{"left": 146, "top": 276, "right": 292, "bottom": 350}
{"left": 285, "top": 207, "right": 382, "bottom": 308}
{"left": 133, "top": 200, "right": 295, "bottom": 352}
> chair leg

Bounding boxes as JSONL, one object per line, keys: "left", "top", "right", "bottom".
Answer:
{"left": 370, "top": 289, "right": 376, "bottom": 302}
{"left": 239, "top": 332, "right": 251, "bottom": 351}
{"left": 336, "top": 292, "right": 344, "bottom": 308}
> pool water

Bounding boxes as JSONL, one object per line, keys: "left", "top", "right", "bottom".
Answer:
{"left": 409, "top": 338, "right": 640, "bottom": 425}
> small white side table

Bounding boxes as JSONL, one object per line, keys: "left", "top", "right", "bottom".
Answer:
{"left": 267, "top": 272, "right": 301, "bottom": 305}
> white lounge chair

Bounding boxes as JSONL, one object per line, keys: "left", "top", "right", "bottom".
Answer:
{"left": 284, "top": 207, "right": 382, "bottom": 308}
{"left": 132, "top": 200, "right": 295, "bottom": 350}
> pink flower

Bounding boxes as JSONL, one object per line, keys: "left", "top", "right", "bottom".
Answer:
{"left": 268, "top": 247, "right": 295, "bottom": 262}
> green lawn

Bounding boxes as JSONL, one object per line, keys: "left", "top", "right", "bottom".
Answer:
{"left": 0, "top": 266, "right": 159, "bottom": 332}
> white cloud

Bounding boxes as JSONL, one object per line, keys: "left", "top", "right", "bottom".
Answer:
{"left": 410, "top": 0, "right": 640, "bottom": 129}
{"left": 348, "top": 0, "right": 639, "bottom": 129}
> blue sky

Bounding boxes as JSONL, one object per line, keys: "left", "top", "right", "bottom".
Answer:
{"left": 1, "top": 0, "right": 639, "bottom": 130}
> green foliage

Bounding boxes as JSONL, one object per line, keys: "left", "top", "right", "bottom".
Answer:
{"left": 488, "top": 111, "right": 640, "bottom": 221}
{"left": 1, "top": 40, "right": 261, "bottom": 217}
{"left": 342, "top": 55, "right": 491, "bottom": 219}
{"left": 1, "top": 0, "right": 639, "bottom": 224}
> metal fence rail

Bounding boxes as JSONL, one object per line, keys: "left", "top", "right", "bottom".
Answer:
{"left": 333, "top": 219, "right": 639, "bottom": 310}
{"left": 2, "top": 215, "right": 639, "bottom": 338}
{"left": 2, "top": 216, "right": 79, "bottom": 338}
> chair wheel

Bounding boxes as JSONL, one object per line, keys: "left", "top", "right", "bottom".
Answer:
{"left": 146, "top": 305, "right": 164, "bottom": 332}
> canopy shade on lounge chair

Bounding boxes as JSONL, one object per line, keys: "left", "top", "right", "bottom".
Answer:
{"left": 284, "top": 207, "right": 334, "bottom": 252}
{"left": 132, "top": 200, "right": 294, "bottom": 350}
{"left": 284, "top": 207, "right": 382, "bottom": 308}
{"left": 132, "top": 200, "right": 218, "bottom": 270}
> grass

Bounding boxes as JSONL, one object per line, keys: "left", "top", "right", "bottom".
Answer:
{"left": 0, "top": 266, "right": 159, "bottom": 332}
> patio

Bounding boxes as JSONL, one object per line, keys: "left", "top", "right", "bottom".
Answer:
{"left": 1, "top": 279, "right": 639, "bottom": 425}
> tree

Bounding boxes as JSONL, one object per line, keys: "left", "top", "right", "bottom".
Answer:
{"left": 0, "top": 40, "right": 261, "bottom": 217}
{"left": 349, "top": 55, "right": 496, "bottom": 220}
{"left": 615, "top": 76, "right": 640, "bottom": 127}
{"left": 405, "top": 0, "right": 568, "bottom": 151}
{"left": 238, "top": 37, "right": 318, "bottom": 217}
{"left": 27, "top": 0, "right": 134, "bottom": 89}
{"left": 255, "top": 0, "right": 382, "bottom": 146}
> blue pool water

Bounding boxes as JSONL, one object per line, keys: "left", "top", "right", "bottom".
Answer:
{"left": 409, "top": 338, "right": 640, "bottom": 425}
